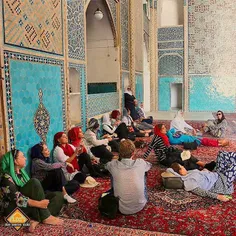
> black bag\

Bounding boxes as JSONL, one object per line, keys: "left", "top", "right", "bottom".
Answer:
{"left": 183, "top": 140, "right": 198, "bottom": 150}
{"left": 98, "top": 192, "right": 119, "bottom": 219}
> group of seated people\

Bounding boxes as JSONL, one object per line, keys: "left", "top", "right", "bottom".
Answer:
{"left": 0, "top": 106, "right": 234, "bottom": 231}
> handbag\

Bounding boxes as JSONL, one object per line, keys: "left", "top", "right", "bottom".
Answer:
{"left": 98, "top": 192, "right": 119, "bottom": 219}
{"left": 183, "top": 140, "right": 198, "bottom": 150}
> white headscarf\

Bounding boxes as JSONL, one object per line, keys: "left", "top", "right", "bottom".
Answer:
{"left": 124, "top": 86, "right": 133, "bottom": 96}
{"left": 102, "top": 113, "right": 111, "bottom": 126}
{"left": 170, "top": 110, "right": 194, "bottom": 133}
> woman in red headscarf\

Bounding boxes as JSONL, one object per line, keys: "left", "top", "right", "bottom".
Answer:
{"left": 53, "top": 132, "right": 87, "bottom": 183}
{"left": 54, "top": 131, "right": 101, "bottom": 178}
{"left": 68, "top": 127, "right": 100, "bottom": 164}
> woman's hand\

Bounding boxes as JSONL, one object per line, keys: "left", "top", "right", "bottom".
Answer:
{"left": 75, "top": 146, "right": 83, "bottom": 156}
{"left": 38, "top": 199, "right": 50, "bottom": 209}
{"left": 217, "top": 194, "right": 231, "bottom": 202}
{"left": 66, "top": 162, "right": 74, "bottom": 171}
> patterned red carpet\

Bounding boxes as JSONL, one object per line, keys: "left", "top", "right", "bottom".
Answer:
{"left": 61, "top": 120, "right": 236, "bottom": 235}
{"left": 1, "top": 120, "right": 236, "bottom": 235}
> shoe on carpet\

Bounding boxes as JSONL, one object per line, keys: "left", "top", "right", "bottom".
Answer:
{"left": 64, "top": 194, "right": 77, "bottom": 203}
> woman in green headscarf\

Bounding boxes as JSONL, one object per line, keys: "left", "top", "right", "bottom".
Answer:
{"left": 0, "top": 150, "right": 64, "bottom": 232}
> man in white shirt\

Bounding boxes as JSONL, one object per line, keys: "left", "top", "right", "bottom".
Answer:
{"left": 106, "top": 139, "right": 152, "bottom": 215}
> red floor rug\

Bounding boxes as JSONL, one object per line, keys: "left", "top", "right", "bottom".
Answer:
{"left": 61, "top": 121, "right": 236, "bottom": 236}
{"left": 0, "top": 218, "right": 174, "bottom": 236}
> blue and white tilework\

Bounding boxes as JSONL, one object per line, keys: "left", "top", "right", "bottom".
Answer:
{"left": 159, "top": 55, "right": 183, "bottom": 76}
{"left": 121, "top": 0, "right": 129, "bottom": 70}
{"left": 108, "top": 0, "right": 117, "bottom": 30}
{"left": 158, "top": 77, "right": 183, "bottom": 111}
{"left": 87, "top": 92, "right": 119, "bottom": 118}
{"left": 135, "top": 74, "right": 144, "bottom": 103}
{"left": 158, "top": 27, "right": 184, "bottom": 42}
{"left": 67, "top": 0, "right": 85, "bottom": 60}
{"left": 189, "top": 76, "right": 235, "bottom": 112}
{"left": 4, "top": 51, "right": 66, "bottom": 170}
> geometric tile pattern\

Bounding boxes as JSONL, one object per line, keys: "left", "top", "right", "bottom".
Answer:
{"left": 158, "top": 26, "right": 184, "bottom": 76}
{"left": 67, "top": 0, "right": 85, "bottom": 60}
{"left": 121, "top": 0, "right": 129, "bottom": 70}
{"left": 3, "top": 51, "right": 66, "bottom": 162}
{"left": 158, "top": 77, "right": 183, "bottom": 111}
{"left": 158, "top": 27, "right": 184, "bottom": 41}
{"left": 188, "top": 0, "right": 236, "bottom": 76}
{"left": 108, "top": 0, "right": 117, "bottom": 31}
{"left": 69, "top": 63, "right": 87, "bottom": 131}
{"left": 135, "top": 74, "right": 144, "bottom": 103}
{"left": 158, "top": 55, "right": 183, "bottom": 76}
{"left": 3, "top": 0, "right": 63, "bottom": 55}
{"left": 158, "top": 50, "right": 184, "bottom": 58}
{"left": 87, "top": 92, "right": 119, "bottom": 118}
{"left": 188, "top": 0, "right": 236, "bottom": 112}
{"left": 34, "top": 89, "right": 50, "bottom": 143}
{"left": 0, "top": 100, "right": 5, "bottom": 156}
{"left": 189, "top": 76, "right": 236, "bottom": 112}
{"left": 158, "top": 41, "right": 184, "bottom": 50}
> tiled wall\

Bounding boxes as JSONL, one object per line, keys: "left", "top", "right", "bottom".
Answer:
{"left": 158, "top": 55, "right": 183, "bottom": 76}
{"left": 158, "top": 26, "right": 184, "bottom": 76}
{"left": 87, "top": 92, "right": 119, "bottom": 118}
{"left": 4, "top": 51, "right": 66, "bottom": 170}
{"left": 108, "top": 0, "right": 117, "bottom": 31}
{"left": 189, "top": 76, "right": 235, "bottom": 112}
{"left": 188, "top": 0, "right": 236, "bottom": 112}
{"left": 0, "top": 100, "right": 5, "bottom": 157}
{"left": 157, "top": 26, "right": 184, "bottom": 111}
{"left": 135, "top": 74, "right": 144, "bottom": 103}
{"left": 121, "top": 0, "right": 129, "bottom": 70}
{"left": 3, "top": 0, "right": 63, "bottom": 55}
{"left": 67, "top": 0, "right": 85, "bottom": 60}
{"left": 158, "top": 77, "right": 183, "bottom": 111}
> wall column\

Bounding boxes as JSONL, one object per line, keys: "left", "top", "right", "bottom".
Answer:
{"left": 183, "top": 0, "right": 188, "bottom": 112}
{"left": 150, "top": 3, "right": 158, "bottom": 111}
{"left": 128, "top": 0, "right": 135, "bottom": 93}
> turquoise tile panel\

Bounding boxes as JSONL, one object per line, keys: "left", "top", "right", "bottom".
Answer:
{"left": 158, "top": 77, "right": 183, "bottom": 111}
{"left": 135, "top": 74, "right": 144, "bottom": 103}
{"left": 87, "top": 92, "right": 119, "bottom": 118}
{"left": 189, "top": 76, "right": 235, "bottom": 112}
{"left": 6, "top": 56, "right": 65, "bottom": 172}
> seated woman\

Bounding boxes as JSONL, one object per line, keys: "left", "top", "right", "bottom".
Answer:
{"left": 168, "top": 150, "right": 236, "bottom": 202}
{"left": 167, "top": 127, "right": 229, "bottom": 147}
{"left": 144, "top": 124, "right": 210, "bottom": 171}
{"left": 202, "top": 110, "right": 228, "bottom": 138}
{"left": 53, "top": 132, "right": 87, "bottom": 183}
{"left": 170, "top": 110, "right": 197, "bottom": 136}
{"left": 102, "top": 112, "right": 129, "bottom": 141}
{"left": 68, "top": 126, "right": 102, "bottom": 177}
{"left": 0, "top": 150, "right": 63, "bottom": 232}
{"left": 122, "top": 108, "right": 152, "bottom": 137}
{"left": 134, "top": 100, "right": 153, "bottom": 125}
{"left": 110, "top": 110, "right": 136, "bottom": 141}
{"left": 84, "top": 118, "right": 116, "bottom": 164}
{"left": 31, "top": 142, "right": 79, "bottom": 203}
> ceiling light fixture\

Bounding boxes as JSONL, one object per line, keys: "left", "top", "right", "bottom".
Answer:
{"left": 94, "top": 8, "right": 103, "bottom": 20}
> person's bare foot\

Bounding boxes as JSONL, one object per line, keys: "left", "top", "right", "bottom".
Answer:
{"left": 43, "top": 215, "right": 64, "bottom": 225}
{"left": 29, "top": 220, "right": 39, "bottom": 232}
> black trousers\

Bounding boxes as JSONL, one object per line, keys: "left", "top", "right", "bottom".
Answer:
{"left": 91, "top": 145, "right": 114, "bottom": 164}
{"left": 41, "top": 168, "right": 80, "bottom": 195}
